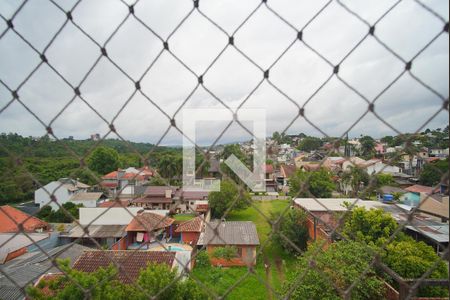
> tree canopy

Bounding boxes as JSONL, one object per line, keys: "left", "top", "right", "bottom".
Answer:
{"left": 283, "top": 241, "right": 385, "bottom": 300}
{"left": 87, "top": 147, "right": 120, "bottom": 175}
{"left": 27, "top": 259, "right": 209, "bottom": 300}
{"left": 289, "top": 168, "right": 335, "bottom": 198}
{"left": 419, "top": 159, "right": 448, "bottom": 187}
{"left": 271, "top": 208, "right": 309, "bottom": 253}
{"left": 342, "top": 207, "right": 398, "bottom": 245}
{"left": 297, "top": 137, "right": 322, "bottom": 152}
{"left": 208, "top": 180, "right": 250, "bottom": 218}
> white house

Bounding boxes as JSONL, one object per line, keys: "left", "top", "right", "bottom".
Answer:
{"left": 34, "top": 178, "right": 101, "bottom": 210}
{"left": 365, "top": 160, "right": 401, "bottom": 175}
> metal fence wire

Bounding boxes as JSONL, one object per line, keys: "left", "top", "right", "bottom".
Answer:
{"left": 0, "top": 0, "right": 449, "bottom": 299}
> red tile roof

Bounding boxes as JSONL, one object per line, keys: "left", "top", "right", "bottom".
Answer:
{"left": 102, "top": 171, "right": 118, "bottom": 180}
{"left": 121, "top": 173, "right": 145, "bottom": 180}
{"left": 73, "top": 251, "right": 175, "bottom": 284}
{"left": 0, "top": 205, "right": 48, "bottom": 233}
{"left": 280, "top": 164, "right": 296, "bottom": 178}
{"left": 405, "top": 184, "right": 435, "bottom": 194}
{"left": 175, "top": 216, "right": 203, "bottom": 233}
{"left": 181, "top": 191, "right": 209, "bottom": 200}
{"left": 98, "top": 200, "right": 130, "bottom": 208}
{"left": 126, "top": 212, "right": 174, "bottom": 232}
{"left": 100, "top": 182, "right": 119, "bottom": 188}
{"left": 131, "top": 197, "right": 173, "bottom": 204}
{"left": 195, "top": 204, "right": 209, "bottom": 213}
{"left": 144, "top": 186, "right": 177, "bottom": 197}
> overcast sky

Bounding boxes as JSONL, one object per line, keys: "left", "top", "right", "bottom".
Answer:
{"left": 0, "top": 0, "right": 448, "bottom": 146}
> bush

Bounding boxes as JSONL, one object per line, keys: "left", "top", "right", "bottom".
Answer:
{"left": 212, "top": 246, "right": 238, "bottom": 260}
{"left": 195, "top": 250, "right": 211, "bottom": 268}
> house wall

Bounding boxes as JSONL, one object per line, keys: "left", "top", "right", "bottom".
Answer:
{"left": 35, "top": 181, "right": 71, "bottom": 210}
{"left": 366, "top": 162, "right": 400, "bottom": 175}
{"left": 72, "top": 200, "right": 97, "bottom": 208}
{"left": 111, "top": 236, "right": 128, "bottom": 250}
{"left": 180, "top": 232, "right": 200, "bottom": 245}
{"left": 79, "top": 207, "right": 143, "bottom": 225}
{"left": 207, "top": 245, "right": 257, "bottom": 266}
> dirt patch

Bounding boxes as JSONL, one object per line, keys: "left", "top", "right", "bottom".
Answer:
{"left": 274, "top": 256, "right": 285, "bottom": 282}
{"left": 263, "top": 255, "right": 273, "bottom": 300}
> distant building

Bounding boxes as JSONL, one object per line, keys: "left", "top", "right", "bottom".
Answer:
{"left": 90, "top": 133, "right": 101, "bottom": 141}
{"left": 34, "top": 178, "right": 98, "bottom": 210}
{"left": 101, "top": 167, "right": 155, "bottom": 198}
{"left": 174, "top": 216, "right": 204, "bottom": 246}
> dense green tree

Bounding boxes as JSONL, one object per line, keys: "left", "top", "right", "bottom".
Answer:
{"left": 38, "top": 202, "right": 84, "bottom": 223}
{"left": 27, "top": 259, "right": 208, "bottom": 300}
{"left": 297, "top": 137, "right": 322, "bottom": 152}
{"left": 341, "top": 165, "right": 370, "bottom": 197}
{"left": 157, "top": 154, "right": 182, "bottom": 182}
{"left": 383, "top": 239, "right": 448, "bottom": 297}
{"left": 374, "top": 173, "right": 395, "bottom": 187}
{"left": 87, "top": 147, "right": 120, "bottom": 175}
{"left": 289, "top": 168, "right": 335, "bottom": 198}
{"left": 283, "top": 241, "right": 385, "bottom": 300}
{"left": 380, "top": 135, "right": 395, "bottom": 147}
{"left": 359, "top": 135, "right": 376, "bottom": 158}
{"left": 271, "top": 208, "right": 309, "bottom": 253}
{"left": 208, "top": 180, "right": 250, "bottom": 218}
{"left": 342, "top": 207, "right": 398, "bottom": 245}
{"left": 419, "top": 159, "right": 449, "bottom": 187}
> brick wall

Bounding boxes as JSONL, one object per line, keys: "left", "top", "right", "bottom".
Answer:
{"left": 181, "top": 232, "right": 200, "bottom": 245}
{"left": 207, "top": 245, "right": 257, "bottom": 267}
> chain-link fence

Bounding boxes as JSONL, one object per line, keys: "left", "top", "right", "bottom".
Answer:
{"left": 0, "top": 0, "right": 449, "bottom": 299}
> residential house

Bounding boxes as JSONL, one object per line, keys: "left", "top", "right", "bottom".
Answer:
{"left": 130, "top": 186, "right": 177, "bottom": 210}
{"left": 276, "top": 164, "right": 296, "bottom": 193}
{"left": 177, "top": 190, "right": 209, "bottom": 214}
{"left": 174, "top": 216, "right": 204, "bottom": 246}
{"left": 34, "top": 178, "right": 91, "bottom": 210}
{"left": 69, "top": 192, "right": 106, "bottom": 208}
{"left": 0, "top": 205, "right": 49, "bottom": 233}
{"left": 101, "top": 166, "right": 155, "bottom": 198}
{"left": 0, "top": 243, "right": 90, "bottom": 300}
{"left": 201, "top": 221, "right": 260, "bottom": 267}
{"left": 429, "top": 148, "right": 449, "bottom": 158}
{"left": 72, "top": 250, "right": 177, "bottom": 283}
{"left": 125, "top": 211, "right": 175, "bottom": 249}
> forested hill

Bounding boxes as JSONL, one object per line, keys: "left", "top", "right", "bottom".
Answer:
{"left": 0, "top": 133, "right": 175, "bottom": 158}
{"left": 0, "top": 133, "right": 180, "bottom": 204}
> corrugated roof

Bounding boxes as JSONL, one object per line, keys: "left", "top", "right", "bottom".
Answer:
{"left": 0, "top": 233, "right": 49, "bottom": 263}
{"left": 0, "top": 206, "right": 48, "bottom": 233}
{"left": 73, "top": 250, "right": 175, "bottom": 284}
{"left": 144, "top": 186, "right": 177, "bottom": 197}
{"left": 62, "top": 225, "right": 127, "bottom": 238}
{"left": 131, "top": 197, "right": 173, "bottom": 204}
{"left": 204, "top": 221, "right": 260, "bottom": 246}
{"left": 126, "top": 212, "right": 174, "bottom": 232}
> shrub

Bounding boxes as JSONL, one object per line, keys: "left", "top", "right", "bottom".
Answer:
{"left": 212, "top": 246, "right": 238, "bottom": 260}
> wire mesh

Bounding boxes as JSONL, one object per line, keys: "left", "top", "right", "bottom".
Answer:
{"left": 0, "top": 0, "right": 448, "bottom": 299}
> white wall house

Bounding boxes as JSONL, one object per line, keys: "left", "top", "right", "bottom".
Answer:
{"left": 365, "top": 161, "right": 401, "bottom": 175}
{"left": 34, "top": 178, "right": 91, "bottom": 211}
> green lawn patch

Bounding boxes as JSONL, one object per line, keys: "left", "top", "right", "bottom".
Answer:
{"left": 193, "top": 200, "right": 298, "bottom": 299}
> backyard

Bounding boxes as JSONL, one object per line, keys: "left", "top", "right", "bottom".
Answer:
{"left": 193, "top": 200, "right": 298, "bottom": 299}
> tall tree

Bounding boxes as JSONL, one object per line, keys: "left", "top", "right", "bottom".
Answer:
{"left": 297, "top": 137, "right": 322, "bottom": 152}
{"left": 359, "top": 135, "right": 375, "bottom": 158}
{"left": 87, "top": 146, "right": 120, "bottom": 175}
{"left": 340, "top": 165, "right": 369, "bottom": 197}
{"left": 271, "top": 208, "right": 309, "bottom": 253}
{"left": 283, "top": 241, "right": 385, "bottom": 300}
{"left": 208, "top": 179, "right": 250, "bottom": 218}
{"left": 289, "top": 168, "right": 335, "bottom": 198}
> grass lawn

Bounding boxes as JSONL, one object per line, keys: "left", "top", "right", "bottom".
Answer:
{"left": 193, "top": 200, "right": 298, "bottom": 299}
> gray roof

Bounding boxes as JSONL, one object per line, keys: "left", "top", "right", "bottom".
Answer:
{"left": 204, "top": 221, "right": 260, "bottom": 246}
{"left": 61, "top": 224, "right": 127, "bottom": 238}
{"left": 70, "top": 192, "right": 104, "bottom": 202}
{"left": 0, "top": 233, "right": 49, "bottom": 264}
{"left": 0, "top": 243, "right": 90, "bottom": 300}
